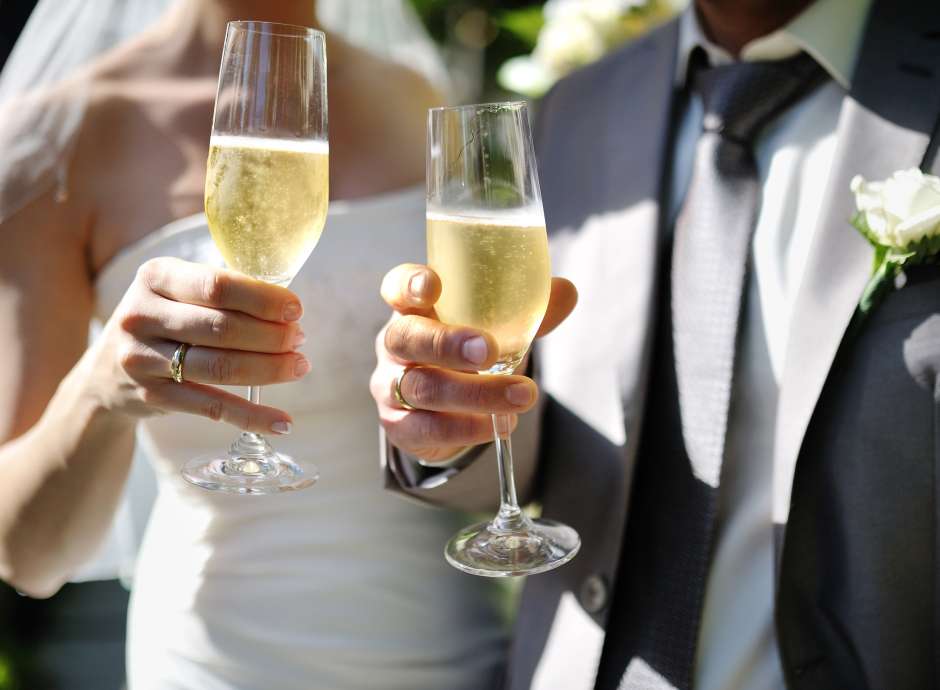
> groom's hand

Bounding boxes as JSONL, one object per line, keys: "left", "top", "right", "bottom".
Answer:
{"left": 370, "top": 263, "right": 577, "bottom": 462}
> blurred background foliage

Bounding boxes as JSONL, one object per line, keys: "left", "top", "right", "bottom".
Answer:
{"left": 408, "top": 0, "right": 549, "bottom": 101}
{"left": 408, "top": 0, "right": 685, "bottom": 100}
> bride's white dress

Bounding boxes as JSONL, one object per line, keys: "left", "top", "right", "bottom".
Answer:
{"left": 93, "top": 188, "right": 507, "bottom": 690}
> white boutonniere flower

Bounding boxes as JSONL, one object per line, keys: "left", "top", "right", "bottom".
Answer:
{"left": 850, "top": 168, "right": 940, "bottom": 314}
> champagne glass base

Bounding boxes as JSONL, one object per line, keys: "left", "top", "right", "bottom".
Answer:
{"left": 445, "top": 517, "right": 580, "bottom": 577}
{"left": 181, "top": 452, "right": 318, "bottom": 495}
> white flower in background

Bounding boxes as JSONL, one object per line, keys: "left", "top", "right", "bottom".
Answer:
{"left": 851, "top": 169, "right": 940, "bottom": 249}
{"left": 545, "top": 0, "right": 648, "bottom": 37}
{"left": 849, "top": 168, "right": 940, "bottom": 315}
{"left": 533, "top": 12, "right": 606, "bottom": 76}
{"left": 499, "top": 0, "right": 685, "bottom": 97}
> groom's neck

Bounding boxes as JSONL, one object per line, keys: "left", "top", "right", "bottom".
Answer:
{"left": 694, "top": 0, "right": 816, "bottom": 57}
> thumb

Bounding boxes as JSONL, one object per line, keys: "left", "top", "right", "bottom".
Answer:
{"left": 536, "top": 277, "right": 578, "bottom": 338}
{"left": 380, "top": 263, "right": 442, "bottom": 316}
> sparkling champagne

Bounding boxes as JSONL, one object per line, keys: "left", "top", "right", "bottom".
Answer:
{"left": 427, "top": 211, "right": 551, "bottom": 372}
{"left": 205, "top": 135, "right": 329, "bottom": 285}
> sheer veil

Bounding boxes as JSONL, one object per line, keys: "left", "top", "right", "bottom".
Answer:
{"left": 0, "top": 0, "right": 176, "bottom": 224}
{"left": 0, "top": 0, "right": 449, "bottom": 225}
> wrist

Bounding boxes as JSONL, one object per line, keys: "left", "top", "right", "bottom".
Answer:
{"left": 52, "top": 350, "right": 136, "bottom": 436}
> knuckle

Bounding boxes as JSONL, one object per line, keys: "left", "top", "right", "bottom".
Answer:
{"left": 382, "top": 416, "right": 408, "bottom": 447}
{"left": 465, "top": 381, "right": 489, "bottom": 410}
{"left": 279, "top": 325, "right": 295, "bottom": 353}
{"left": 203, "top": 271, "right": 228, "bottom": 306}
{"left": 203, "top": 398, "right": 224, "bottom": 422}
{"left": 135, "top": 258, "right": 164, "bottom": 289}
{"left": 237, "top": 409, "right": 256, "bottom": 431}
{"left": 369, "top": 368, "right": 386, "bottom": 401}
{"left": 208, "top": 311, "right": 231, "bottom": 344}
{"left": 446, "top": 415, "right": 476, "bottom": 442}
{"left": 116, "top": 341, "right": 146, "bottom": 375}
{"left": 375, "top": 325, "right": 390, "bottom": 358}
{"left": 379, "top": 270, "right": 399, "bottom": 305}
{"left": 208, "top": 352, "right": 235, "bottom": 383}
{"left": 428, "top": 326, "right": 451, "bottom": 362}
{"left": 384, "top": 318, "right": 407, "bottom": 356}
{"left": 139, "top": 385, "right": 163, "bottom": 407}
{"left": 414, "top": 413, "right": 439, "bottom": 445}
{"left": 117, "top": 309, "right": 148, "bottom": 335}
{"left": 380, "top": 413, "right": 398, "bottom": 434}
{"left": 408, "top": 369, "right": 441, "bottom": 406}
{"left": 281, "top": 355, "right": 299, "bottom": 381}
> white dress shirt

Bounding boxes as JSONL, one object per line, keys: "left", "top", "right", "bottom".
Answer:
{"left": 666, "top": 1, "right": 873, "bottom": 688}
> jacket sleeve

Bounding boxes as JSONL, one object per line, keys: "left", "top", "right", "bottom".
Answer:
{"left": 380, "top": 386, "right": 545, "bottom": 514}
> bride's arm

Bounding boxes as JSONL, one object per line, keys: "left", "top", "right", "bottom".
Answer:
{"left": 0, "top": 191, "right": 309, "bottom": 598}
{"left": 0, "top": 190, "right": 133, "bottom": 599}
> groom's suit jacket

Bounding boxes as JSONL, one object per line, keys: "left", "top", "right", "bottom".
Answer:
{"left": 383, "top": 1, "right": 940, "bottom": 688}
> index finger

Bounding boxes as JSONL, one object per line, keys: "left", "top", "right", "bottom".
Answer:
{"left": 138, "top": 258, "right": 303, "bottom": 323}
{"left": 385, "top": 314, "right": 499, "bottom": 371}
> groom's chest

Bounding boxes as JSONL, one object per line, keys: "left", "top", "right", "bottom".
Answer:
{"left": 536, "top": 78, "right": 848, "bottom": 438}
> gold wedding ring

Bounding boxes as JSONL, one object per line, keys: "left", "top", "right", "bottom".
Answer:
{"left": 393, "top": 366, "right": 418, "bottom": 411}
{"left": 170, "top": 342, "right": 191, "bottom": 384}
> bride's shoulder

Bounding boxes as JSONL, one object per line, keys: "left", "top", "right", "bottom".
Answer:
{"left": 333, "top": 39, "right": 443, "bottom": 129}
{"left": 82, "top": 36, "right": 214, "bottom": 128}
{"left": 327, "top": 39, "right": 444, "bottom": 196}
{"left": 334, "top": 40, "right": 442, "bottom": 146}
{"left": 54, "top": 35, "right": 214, "bottom": 191}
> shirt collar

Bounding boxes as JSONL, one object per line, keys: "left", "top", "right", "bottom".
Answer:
{"left": 675, "top": 0, "right": 873, "bottom": 90}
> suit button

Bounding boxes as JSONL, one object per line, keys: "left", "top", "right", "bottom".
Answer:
{"left": 579, "top": 574, "right": 609, "bottom": 614}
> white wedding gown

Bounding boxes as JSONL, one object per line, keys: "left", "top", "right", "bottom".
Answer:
{"left": 93, "top": 188, "right": 507, "bottom": 690}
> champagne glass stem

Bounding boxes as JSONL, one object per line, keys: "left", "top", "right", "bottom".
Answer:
{"left": 227, "top": 385, "right": 271, "bottom": 474}
{"left": 492, "top": 413, "right": 526, "bottom": 531}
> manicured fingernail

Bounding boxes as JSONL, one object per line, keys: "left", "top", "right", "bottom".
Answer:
{"left": 293, "top": 329, "right": 307, "bottom": 349}
{"left": 283, "top": 302, "right": 303, "bottom": 321}
{"left": 461, "top": 336, "right": 488, "bottom": 365}
{"left": 294, "top": 356, "right": 311, "bottom": 377}
{"left": 271, "top": 421, "right": 292, "bottom": 435}
{"left": 408, "top": 272, "right": 428, "bottom": 300}
{"left": 506, "top": 383, "right": 534, "bottom": 406}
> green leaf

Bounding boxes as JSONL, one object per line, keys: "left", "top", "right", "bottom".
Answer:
{"left": 887, "top": 249, "right": 917, "bottom": 263}
{"left": 497, "top": 7, "right": 545, "bottom": 49}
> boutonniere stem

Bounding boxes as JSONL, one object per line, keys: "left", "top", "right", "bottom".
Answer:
{"left": 850, "top": 169, "right": 940, "bottom": 321}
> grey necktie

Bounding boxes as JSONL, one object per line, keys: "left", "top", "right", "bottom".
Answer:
{"left": 672, "top": 49, "right": 827, "bottom": 491}
{"left": 594, "top": 50, "right": 828, "bottom": 690}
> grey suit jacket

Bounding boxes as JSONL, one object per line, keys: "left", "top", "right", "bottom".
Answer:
{"left": 383, "top": 2, "right": 940, "bottom": 688}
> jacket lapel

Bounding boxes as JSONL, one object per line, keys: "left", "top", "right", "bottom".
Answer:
{"left": 773, "top": 0, "right": 940, "bottom": 526}
{"left": 521, "top": 22, "right": 679, "bottom": 690}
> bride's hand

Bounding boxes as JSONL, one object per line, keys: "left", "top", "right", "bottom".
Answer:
{"left": 87, "top": 257, "right": 308, "bottom": 434}
{"left": 370, "top": 263, "right": 577, "bottom": 462}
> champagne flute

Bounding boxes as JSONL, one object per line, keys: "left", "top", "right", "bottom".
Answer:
{"left": 427, "top": 102, "right": 580, "bottom": 576}
{"left": 181, "top": 21, "right": 328, "bottom": 494}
